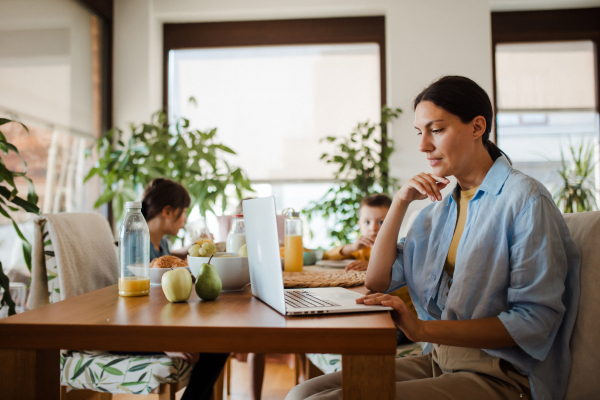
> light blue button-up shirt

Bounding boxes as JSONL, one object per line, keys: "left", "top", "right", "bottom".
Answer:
{"left": 387, "top": 156, "right": 581, "bottom": 400}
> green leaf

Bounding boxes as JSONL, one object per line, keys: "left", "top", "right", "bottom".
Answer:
{"left": 128, "top": 362, "right": 153, "bottom": 372}
{"left": 0, "top": 263, "right": 16, "bottom": 316}
{"left": 72, "top": 359, "right": 95, "bottom": 380}
{"left": 96, "top": 363, "right": 124, "bottom": 376}
{"left": 94, "top": 189, "right": 116, "bottom": 209}
{"left": 120, "top": 381, "right": 146, "bottom": 387}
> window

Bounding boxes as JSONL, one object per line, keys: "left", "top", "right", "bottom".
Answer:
{"left": 494, "top": 41, "right": 598, "bottom": 190}
{"left": 0, "top": 0, "right": 110, "bottom": 273}
{"left": 165, "top": 17, "right": 386, "bottom": 248}
{"left": 492, "top": 8, "right": 600, "bottom": 202}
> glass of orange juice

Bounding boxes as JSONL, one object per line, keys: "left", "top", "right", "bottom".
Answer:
{"left": 284, "top": 212, "right": 303, "bottom": 272}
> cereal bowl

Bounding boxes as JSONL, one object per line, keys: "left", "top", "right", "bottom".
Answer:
{"left": 187, "top": 252, "right": 250, "bottom": 291}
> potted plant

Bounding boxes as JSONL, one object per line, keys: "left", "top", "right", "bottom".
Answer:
{"left": 553, "top": 140, "right": 597, "bottom": 213}
{"left": 86, "top": 110, "right": 253, "bottom": 222}
{"left": 0, "top": 118, "right": 40, "bottom": 316}
{"left": 303, "top": 107, "right": 402, "bottom": 245}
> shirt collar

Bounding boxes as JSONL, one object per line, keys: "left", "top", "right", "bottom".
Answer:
{"left": 446, "top": 156, "right": 512, "bottom": 206}
{"left": 478, "top": 156, "right": 512, "bottom": 195}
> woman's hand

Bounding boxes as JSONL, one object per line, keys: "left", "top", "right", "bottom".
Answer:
{"left": 356, "top": 293, "right": 422, "bottom": 342}
{"left": 164, "top": 352, "right": 200, "bottom": 364}
{"left": 345, "top": 260, "right": 369, "bottom": 271}
{"left": 395, "top": 173, "right": 450, "bottom": 204}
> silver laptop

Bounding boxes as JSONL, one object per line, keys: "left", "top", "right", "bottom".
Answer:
{"left": 243, "top": 196, "right": 392, "bottom": 316}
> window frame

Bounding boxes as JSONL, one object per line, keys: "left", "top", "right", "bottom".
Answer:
{"left": 491, "top": 7, "right": 600, "bottom": 142}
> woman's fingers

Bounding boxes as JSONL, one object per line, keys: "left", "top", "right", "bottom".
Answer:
{"left": 420, "top": 173, "right": 444, "bottom": 201}
{"left": 413, "top": 176, "right": 438, "bottom": 201}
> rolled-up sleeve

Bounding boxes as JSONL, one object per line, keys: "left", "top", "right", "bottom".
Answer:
{"left": 386, "top": 238, "right": 407, "bottom": 293}
{"left": 498, "top": 195, "right": 568, "bottom": 361}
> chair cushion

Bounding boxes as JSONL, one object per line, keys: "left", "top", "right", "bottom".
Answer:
{"left": 307, "top": 342, "right": 424, "bottom": 374}
{"left": 60, "top": 350, "right": 193, "bottom": 395}
{"left": 563, "top": 211, "right": 600, "bottom": 400}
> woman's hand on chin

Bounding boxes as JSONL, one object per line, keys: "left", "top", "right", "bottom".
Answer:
{"left": 395, "top": 173, "right": 449, "bottom": 204}
{"left": 356, "top": 293, "right": 423, "bottom": 342}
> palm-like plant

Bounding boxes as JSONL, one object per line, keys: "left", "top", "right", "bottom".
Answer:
{"left": 553, "top": 140, "right": 597, "bottom": 213}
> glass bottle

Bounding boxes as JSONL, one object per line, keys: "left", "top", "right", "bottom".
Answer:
{"left": 118, "top": 201, "right": 150, "bottom": 297}
{"left": 226, "top": 215, "right": 246, "bottom": 254}
{"left": 186, "top": 217, "right": 213, "bottom": 246}
{"left": 284, "top": 212, "right": 303, "bottom": 272}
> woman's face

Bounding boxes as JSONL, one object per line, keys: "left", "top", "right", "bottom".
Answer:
{"left": 414, "top": 100, "right": 484, "bottom": 178}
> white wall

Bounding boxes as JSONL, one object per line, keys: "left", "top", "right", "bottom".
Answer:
{"left": 113, "top": 0, "right": 494, "bottom": 228}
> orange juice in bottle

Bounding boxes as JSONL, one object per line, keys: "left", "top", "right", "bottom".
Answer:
{"left": 284, "top": 212, "right": 303, "bottom": 272}
{"left": 118, "top": 202, "right": 150, "bottom": 297}
{"left": 119, "top": 276, "right": 151, "bottom": 296}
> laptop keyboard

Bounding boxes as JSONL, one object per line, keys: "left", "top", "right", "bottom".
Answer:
{"left": 285, "top": 290, "right": 341, "bottom": 309}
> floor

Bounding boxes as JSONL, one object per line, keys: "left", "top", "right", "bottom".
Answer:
{"left": 110, "top": 357, "right": 297, "bottom": 400}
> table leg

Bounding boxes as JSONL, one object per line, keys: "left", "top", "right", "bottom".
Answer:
{"left": 341, "top": 354, "right": 395, "bottom": 400}
{"left": 0, "top": 349, "right": 60, "bottom": 400}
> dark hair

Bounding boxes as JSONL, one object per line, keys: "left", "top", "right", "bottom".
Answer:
{"left": 142, "top": 178, "right": 191, "bottom": 221}
{"left": 359, "top": 193, "right": 393, "bottom": 212}
{"left": 413, "top": 75, "right": 511, "bottom": 164}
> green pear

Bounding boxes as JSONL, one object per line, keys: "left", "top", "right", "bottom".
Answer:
{"left": 195, "top": 256, "right": 222, "bottom": 301}
{"left": 162, "top": 267, "right": 193, "bottom": 302}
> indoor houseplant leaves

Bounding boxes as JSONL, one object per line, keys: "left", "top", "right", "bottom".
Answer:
{"left": 85, "top": 110, "right": 253, "bottom": 222}
{"left": 553, "top": 140, "right": 597, "bottom": 213}
{"left": 0, "top": 118, "right": 40, "bottom": 316}
{"left": 303, "top": 107, "right": 402, "bottom": 245}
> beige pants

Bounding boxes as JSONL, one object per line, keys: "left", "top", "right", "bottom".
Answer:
{"left": 285, "top": 346, "right": 531, "bottom": 400}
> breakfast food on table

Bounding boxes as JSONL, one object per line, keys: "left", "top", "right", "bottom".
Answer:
{"left": 195, "top": 255, "right": 223, "bottom": 301}
{"left": 161, "top": 267, "right": 194, "bottom": 303}
{"left": 150, "top": 255, "right": 188, "bottom": 268}
{"left": 188, "top": 242, "right": 217, "bottom": 257}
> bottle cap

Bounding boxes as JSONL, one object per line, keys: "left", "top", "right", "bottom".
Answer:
{"left": 234, "top": 214, "right": 244, "bottom": 217}
{"left": 290, "top": 212, "right": 300, "bottom": 217}
{"left": 125, "top": 201, "right": 142, "bottom": 209}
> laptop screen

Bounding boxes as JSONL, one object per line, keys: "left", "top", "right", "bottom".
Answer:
{"left": 242, "top": 197, "right": 287, "bottom": 314}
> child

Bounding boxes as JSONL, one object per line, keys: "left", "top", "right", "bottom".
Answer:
{"left": 142, "top": 178, "right": 192, "bottom": 260}
{"left": 323, "top": 193, "right": 391, "bottom": 272}
{"left": 140, "top": 178, "right": 229, "bottom": 400}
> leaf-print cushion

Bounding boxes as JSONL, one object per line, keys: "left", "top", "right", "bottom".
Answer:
{"left": 60, "top": 350, "right": 193, "bottom": 395}
{"left": 307, "top": 342, "right": 424, "bottom": 375}
{"left": 41, "top": 222, "right": 192, "bottom": 395}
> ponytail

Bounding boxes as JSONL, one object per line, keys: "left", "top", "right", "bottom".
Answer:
{"left": 484, "top": 140, "right": 512, "bottom": 164}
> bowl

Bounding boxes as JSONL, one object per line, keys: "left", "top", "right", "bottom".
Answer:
{"left": 151, "top": 267, "right": 190, "bottom": 286}
{"left": 187, "top": 252, "right": 250, "bottom": 291}
{"left": 127, "top": 265, "right": 191, "bottom": 286}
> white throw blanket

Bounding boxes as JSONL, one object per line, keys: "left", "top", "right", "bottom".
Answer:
{"left": 28, "top": 213, "right": 118, "bottom": 309}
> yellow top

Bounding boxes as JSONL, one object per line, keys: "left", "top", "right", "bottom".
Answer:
{"left": 443, "top": 185, "right": 479, "bottom": 278}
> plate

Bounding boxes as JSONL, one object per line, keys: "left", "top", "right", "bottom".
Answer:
{"left": 315, "top": 259, "right": 354, "bottom": 268}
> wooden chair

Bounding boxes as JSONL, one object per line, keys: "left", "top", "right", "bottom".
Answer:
{"left": 26, "top": 213, "right": 199, "bottom": 400}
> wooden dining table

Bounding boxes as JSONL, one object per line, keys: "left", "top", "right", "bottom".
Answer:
{"left": 0, "top": 282, "right": 397, "bottom": 400}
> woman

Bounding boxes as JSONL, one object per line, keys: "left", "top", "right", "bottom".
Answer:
{"left": 286, "top": 76, "right": 580, "bottom": 400}
{"left": 134, "top": 178, "right": 228, "bottom": 400}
